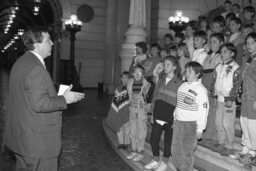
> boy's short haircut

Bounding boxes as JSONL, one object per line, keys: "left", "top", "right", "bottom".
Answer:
{"left": 185, "top": 61, "right": 204, "bottom": 79}
{"left": 175, "top": 32, "right": 185, "bottom": 42}
{"left": 213, "top": 15, "right": 226, "bottom": 28}
{"left": 121, "top": 71, "right": 131, "bottom": 78}
{"left": 246, "top": 32, "right": 256, "bottom": 42}
{"left": 135, "top": 41, "right": 148, "bottom": 54}
{"left": 170, "top": 45, "right": 178, "bottom": 52}
{"left": 185, "top": 20, "right": 198, "bottom": 31}
{"left": 220, "top": 43, "right": 237, "bottom": 59}
{"left": 133, "top": 64, "right": 145, "bottom": 74}
{"left": 164, "top": 33, "right": 173, "bottom": 41}
{"left": 178, "top": 42, "right": 190, "bottom": 58}
{"left": 225, "top": 12, "right": 236, "bottom": 21}
{"left": 230, "top": 17, "right": 242, "bottom": 27}
{"left": 243, "top": 6, "right": 255, "bottom": 17}
{"left": 150, "top": 43, "right": 161, "bottom": 51}
{"left": 210, "top": 33, "right": 225, "bottom": 43}
{"left": 224, "top": 0, "right": 232, "bottom": 5}
{"left": 232, "top": 3, "right": 240, "bottom": 9}
{"left": 193, "top": 30, "right": 208, "bottom": 42}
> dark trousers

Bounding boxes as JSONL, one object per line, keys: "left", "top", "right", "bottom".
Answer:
{"left": 150, "top": 121, "right": 173, "bottom": 158}
{"left": 15, "top": 154, "right": 57, "bottom": 171}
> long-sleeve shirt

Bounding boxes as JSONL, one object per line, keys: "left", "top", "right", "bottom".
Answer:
{"left": 191, "top": 48, "right": 208, "bottom": 65}
{"left": 151, "top": 75, "right": 182, "bottom": 123}
{"left": 214, "top": 60, "right": 240, "bottom": 102}
{"left": 174, "top": 81, "right": 209, "bottom": 133}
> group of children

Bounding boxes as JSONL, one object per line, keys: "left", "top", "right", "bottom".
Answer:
{"left": 106, "top": 1, "right": 256, "bottom": 171}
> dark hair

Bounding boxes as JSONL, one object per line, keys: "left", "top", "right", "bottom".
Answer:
{"left": 212, "top": 15, "right": 226, "bottom": 28}
{"left": 163, "top": 56, "right": 182, "bottom": 79}
{"left": 243, "top": 6, "right": 255, "bottom": 15}
{"left": 22, "top": 26, "right": 49, "bottom": 50}
{"left": 210, "top": 33, "right": 225, "bottom": 43}
{"left": 220, "top": 43, "right": 237, "bottom": 59}
{"left": 133, "top": 64, "right": 145, "bottom": 74}
{"left": 150, "top": 43, "right": 161, "bottom": 51}
{"left": 170, "top": 45, "right": 178, "bottom": 52}
{"left": 121, "top": 71, "right": 131, "bottom": 78}
{"left": 185, "top": 61, "right": 203, "bottom": 79}
{"left": 246, "top": 32, "right": 256, "bottom": 42}
{"left": 135, "top": 41, "right": 148, "bottom": 54}
{"left": 224, "top": 0, "right": 231, "bottom": 5}
{"left": 175, "top": 32, "right": 185, "bottom": 41}
{"left": 164, "top": 33, "right": 173, "bottom": 41}
{"left": 230, "top": 17, "right": 242, "bottom": 25}
{"left": 232, "top": 3, "right": 240, "bottom": 9}
{"left": 185, "top": 20, "right": 198, "bottom": 31}
{"left": 225, "top": 12, "right": 236, "bottom": 21}
{"left": 193, "top": 30, "right": 208, "bottom": 43}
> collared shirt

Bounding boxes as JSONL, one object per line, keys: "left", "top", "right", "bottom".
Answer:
{"left": 30, "top": 51, "right": 46, "bottom": 68}
{"left": 229, "top": 32, "right": 239, "bottom": 43}
{"left": 165, "top": 77, "right": 172, "bottom": 85}
{"left": 192, "top": 48, "right": 207, "bottom": 65}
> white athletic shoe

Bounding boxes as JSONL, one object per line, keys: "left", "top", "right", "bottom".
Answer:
{"left": 155, "top": 161, "right": 167, "bottom": 171}
{"left": 126, "top": 152, "right": 137, "bottom": 160}
{"left": 132, "top": 153, "right": 144, "bottom": 161}
{"left": 144, "top": 160, "right": 159, "bottom": 169}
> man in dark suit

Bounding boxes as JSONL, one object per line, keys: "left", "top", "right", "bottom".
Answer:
{"left": 4, "top": 26, "right": 84, "bottom": 171}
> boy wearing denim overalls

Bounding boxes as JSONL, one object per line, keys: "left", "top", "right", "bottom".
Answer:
{"left": 126, "top": 65, "right": 151, "bottom": 162}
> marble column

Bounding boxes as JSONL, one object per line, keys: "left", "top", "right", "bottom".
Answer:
{"left": 120, "top": 0, "right": 147, "bottom": 72}
{"left": 103, "top": 0, "right": 118, "bottom": 94}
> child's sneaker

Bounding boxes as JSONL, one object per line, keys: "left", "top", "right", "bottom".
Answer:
{"left": 155, "top": 161, "right": 167, "bottom": 171}
{"left": 239, "top": 154, "right": 255, "bottom": 165}
{"left": 132, "top": 153, "right": 144, "bottom": 161}
{"left": 220, "top": 148, "right": 234, "bottom": 156}
{"left": 144, "top": 160, "right": 159, "bottom": 169}
{"left": 126, "top": 152, "right": 137, "bottom": 160}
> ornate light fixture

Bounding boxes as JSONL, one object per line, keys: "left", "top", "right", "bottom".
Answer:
{"left": 64, "top": 14, "right": 83, "bottom": 84}
{"left": 168, "top": 10, "right": 189, "bottom": 33}
{"left": 33, "top": 0, "right": 41, "bottom": 15}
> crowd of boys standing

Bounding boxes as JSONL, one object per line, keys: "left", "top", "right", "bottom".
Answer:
{"left": 106, "top": 1, "right": 256, "bottom": 171}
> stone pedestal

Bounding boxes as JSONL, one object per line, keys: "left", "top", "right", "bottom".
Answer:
{"left": 120, "top": 25, "right": 147, "bottom": 72}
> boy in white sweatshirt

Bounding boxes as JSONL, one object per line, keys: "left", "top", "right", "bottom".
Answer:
{"left": 171, "top": 61, "right": 209, "bottom": 171}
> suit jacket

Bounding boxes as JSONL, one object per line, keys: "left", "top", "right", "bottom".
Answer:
{"left": 4, "top": 51, "right": 67, "bottom": 158}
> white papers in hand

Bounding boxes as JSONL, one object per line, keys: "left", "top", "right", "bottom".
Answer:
{"left": 58, "top": 84, "right": 70, "bottom": 96}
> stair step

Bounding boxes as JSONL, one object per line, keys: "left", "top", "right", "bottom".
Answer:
{"left": 103, "top": 120, "right": 178, "bottom": 171}
{"left": 103, "top": 119, "right": 251, "bottom": 171}
{"left": 146, "top": 122, "right": 250, "bottom": 171}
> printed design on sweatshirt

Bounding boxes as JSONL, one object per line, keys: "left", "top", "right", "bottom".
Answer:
{"left": 112, "top": 89, "right": 129, "bottom": 112}
{"left": 225, "top": 65, "right": 233, "bottom": 75}
{"left": 188, "top": 89, "right": 198, "bottom": 96}
{"left": 203, "top": 102, "right": 208, "bottom": 108}
{"left": 158, "top": 89, "right": 177, "bottom": 98}
{"left": 177, "top": 91, "right": 199, "bottom": 111}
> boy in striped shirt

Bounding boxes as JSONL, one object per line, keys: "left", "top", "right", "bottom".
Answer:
{"left": 172, "top": 61, "right": 209, "bottom": 171}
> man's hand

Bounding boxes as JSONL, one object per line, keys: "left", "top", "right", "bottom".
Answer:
{"left": 63, "top": 85, "right": 85, "bottom": 104}
{"left": 196, "top": 132, "right": 203, "bottom": 141}
{"left": 225, "top": 100, "right": 232, "bottom": 108}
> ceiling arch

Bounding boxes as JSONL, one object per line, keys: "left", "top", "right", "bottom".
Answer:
{"left": 0, "top": 0, "right": 62, "bottom": 53}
